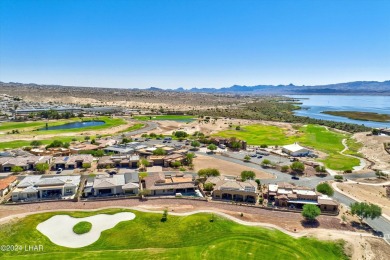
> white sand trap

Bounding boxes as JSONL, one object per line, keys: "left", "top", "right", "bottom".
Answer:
{"left": 36, "top": 212, "right": 135, "bottom": 248}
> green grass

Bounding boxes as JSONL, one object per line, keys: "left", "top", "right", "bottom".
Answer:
{"left": 134, "top": 115, "right": 196, "bottom": 122}
{"left": 215, "top": 124, "right": 361, "bottom": 171}
{"left": 117, "top": 123, "right": 144, "bottom": 133}
{"left": 0, "top": 209, "right": 347, "bottom": 259}
{"left": 0, "top": 136, "right": 87, "bottom": 150}
{"left": 322, "top": 111, "right": 390, "bottom": 122}
{"left": 72, "top": 221, "right": 92, "bottom": 235}
{"left": 0, "top": 117, "right": 126, "bottom": 135}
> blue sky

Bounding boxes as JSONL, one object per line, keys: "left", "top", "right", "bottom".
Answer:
{"left": 0, "top": 0, "right": 389, "bottom": 89}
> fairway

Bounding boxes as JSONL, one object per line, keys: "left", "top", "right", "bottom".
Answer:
{"left": 0, "top": 209, "right": 347, "bottom": 260}
{"left": 215, "top": 124, "right": 360, "bottom": 171}
{"left": 134, "top": 115, "right": 196, "bottom": 122}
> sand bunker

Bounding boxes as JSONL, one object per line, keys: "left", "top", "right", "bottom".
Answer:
{"left": 36, "top": 212, "right": 136, "bottom": 248}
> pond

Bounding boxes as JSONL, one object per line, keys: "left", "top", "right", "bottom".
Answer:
{"left": 40, "top": 121, "right": 105, "bottom": 130}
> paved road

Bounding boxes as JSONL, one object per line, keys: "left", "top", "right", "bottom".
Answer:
{"left": 333, "top": 191, "right": 390, "bottom": 242}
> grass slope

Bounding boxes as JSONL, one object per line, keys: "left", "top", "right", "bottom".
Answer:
{"left": 0, "top": 209, "right": 347, "bottom": 260}
{"left": 215, "top": 124, "right": 360, "bottom": 171}
{"left": 134, "top": 115, "right": 196, "bottom": 122}
{"left": 322, "top": 111, "right": 390, "bottom": 122}
{"left": 72, "top": 221, "right": 92, "bottom": 234}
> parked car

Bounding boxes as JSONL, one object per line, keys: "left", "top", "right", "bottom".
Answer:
{"left": 291, "top": 176, "right": 300, "bottom": 180}
{"left": 257, "top": 155, "right": 263, "bottom": 158}
{"left": 56, "top": 168, "right": 63, "bottom": 174}
{"left": 163, "top": 140, "right": 167, "bottom": 143}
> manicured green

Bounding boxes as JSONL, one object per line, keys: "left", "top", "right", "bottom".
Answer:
{"left": 215, "top": 124, "right": 361, "bottom": 171}
{"left": 0, "top": 136, "right": 85, "bottom": 150}
{"left": 0, "top": 209, "right": 347, "bottom": 259}
{"left": 72, "top": 221, "right": 92, "bottom": 234}
{"left": 134, "top": 115, "right": 196, "bottom": 122}
{"left": 322, "top": 111, "right": 390, "bottom": 122}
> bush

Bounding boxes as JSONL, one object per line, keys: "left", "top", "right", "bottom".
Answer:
{"left": 153, "top": 148, "right": 167, "bottom": 155}
{"left": 171, "top": 161, "right": 182, "bottom": 168}
{"left": 11, "top": 166, "right": 23, "bottom": 173}
{"left": 260, "top": 144, "right": 268, "bottom": 148}
{"left": 174, "top": 131, "right": 188, "bottom": 138}
{"left": 315, "top": 166, "right": 326, "bottom": 173}
{"left": 281, "top": 165, "right": 289, "bottom": 172}
{"left": 73, "top": 221, "right": 92, "bottom": 234}
{"left": 316, "top": 183, "right": 334, "bottom": 196}
{"left": 334, "top": 175, "right": 344, "bottom": 181}
{"left": 30, "top": 140, "right": 42, "bottom": 147}
{"left": 244, "top": 155, "right": 251, "bottom": 161}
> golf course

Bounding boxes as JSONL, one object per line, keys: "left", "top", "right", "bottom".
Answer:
{"left": 0, "top": 209, "right": 347, "bottom": 259}
{"left": 215, "top": 124, "right": 362, "bottom": 171}
{"left": 134, "top": 115, "right": 196, "bottom": 122}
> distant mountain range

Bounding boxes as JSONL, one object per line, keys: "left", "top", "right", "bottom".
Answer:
{"left": 153, "top": 81, "right": 390, "bottom": 95}
{"left": 1, "top": 80, "right": 390, "bottom": 95}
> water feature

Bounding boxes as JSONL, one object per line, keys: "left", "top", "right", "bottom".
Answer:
{"left": 287, "top": 95, "right": 390, "bottom": 128}
{"left": 40, "top": 121, "right": 105, "bottom": 130}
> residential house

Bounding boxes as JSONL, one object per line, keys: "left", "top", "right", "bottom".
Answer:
{"left": 267, "top": 183, "right": 339, "bottom": 212}
{"left": 104, "top": 145, "right": 134, "bottom": 154}
{"left": 0, "top": 176, "right": 18, "bottom": 197}
{"left": 11, "top": 175, "right": 80, "bottom": 202}
{"left": 69, "top": 143, "right": 100, "bottom": 154}
{"left": 53, "top": 154, "right": 94, "bottom": 169}
{"left": 143, "top": 172, "right": 198, "bottom": 196}
{"left": 0, "top": 156, "right": 53, "bottom": 172}
{"left": 88, "top": 172, "right": 139, "bottom": 196}
{"left": 212, "top": 179, "right": 258, "bottom": 203}
{"left": 97, "top": 155, "right": 139, "bottom": 168}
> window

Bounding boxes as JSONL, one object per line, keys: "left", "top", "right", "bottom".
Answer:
{"left": 65, "top": 188, "right": 73, "bottom": 194}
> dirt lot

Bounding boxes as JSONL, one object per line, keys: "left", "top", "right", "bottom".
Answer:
{"left": 337, "top": 182, "right": 390, "bottom": 216}
{"left": 193, "top": 154, "right": 275, "bottom": 179}
{"left": 354, "top": 132, "right": 390, "bottom": 171}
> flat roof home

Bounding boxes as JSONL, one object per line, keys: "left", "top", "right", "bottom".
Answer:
{"left": 266, "top": 183, "right": 338, "bottom": 212}
{"left": 97, "top": 155, "right": 139, "bottom": 168}
{"left": 11, "top": 175, "right": 80, "bottom": 202}
{"left": 282, "top": 143, "right": 311, "bottom": 157}
{"left": 211, "top": 179, "right": 258, "bottom": 203}
{"left": 0, "top": 176, "right": 18, "bottom": 197}
{"left": 88, "top": 172, "right": 139, "bottom": 196}
{"left": 53, "top": 154, "right": 94, "bottom": 169}
{"left": 104, "top": 145, "right": 134, "bottom": 154}
{"left": 0, "top": 156, "right": 53, "bottom": 172}
{"left": 143, "top": 172, "right": 198, "bottom": 196}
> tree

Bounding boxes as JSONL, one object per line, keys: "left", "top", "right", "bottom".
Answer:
{"left": 207, "top": 144, "right": 217, "bottom": 153}
{"left": 372, "top": 128, "right": 380, "bottom": 135}
{"left": 84, "top": 136, "right": 90, "bottom": 141}
{"left": 203, "top": 182, "right": 214, "bottom": 191}
{"left": 260, "top": 144, "right": 268, "bottom": 148}
{"left": 235, "top": 126, "right": 241, "bottom": 130}
{"left": 185, "top": 153, "right": 195, "bottom": 165}
{"left": 261, "top": 159, "right": 272, "bottom": 167}
{"left": 255, "top": 179, "right": 261, "bottom": 187}
{"left": 122, "top": 137, "right": 131, "bottom": 144}
{"left": 149, "top": 133, "right": 157, "bottom": 138}
{"left": 11, "top": 166, "right": 23, "bottom": 173}
{"left": 302, "top": 204, "right": 321, "bottom": 222}
{"left": 244, "top": 155, "right": 251, "bottom": 162}
{"left": 30, "top": 140, "right": 42, "bottom": 147}
{"left": 198, "top": 168, "right": 220, "bottom": 177}
{"left": 174, "top": 131, "right": 188, "bottom": 138}
{"left": 153, "top": 148, "right": 167, "bottom": 155}
{"left": 241, "top": 170, "right": 255, "bottom": 181}
{"left": 315, "top": 166, "right": 326, "bottom": 173}
{"left": 82, "top": 163, "right": 92, "bottom": 169}
{"left": 46, "top": 140, "right": 64, "bottom": 149}
{"left": 161, "top": 209, "right": 168, "bottom": 222}
{"left": 290, "top": 161, "right": 305, "bottom": 173}
{"left": 35, "top": 163, "right": 49, "bottom": 174}
{"left": 90, "top": 139, "right": 96, "bottom": 144}
{"left": 230, "top": 141, "right": 241, "bottom": 150}
{"left": 350, "top": 202, "right": 382, "bottom": 222}
{"left": 137, "top": 159, "right": 150, "bottom": 171}
{"left": 316, "top": 183, "right": 334, "bottom": 196}
{"left": 191, "top": 140, "right": 200, "bottom": 150}
{"left": 139, "top": 172, "right": 148, "bottom": 180}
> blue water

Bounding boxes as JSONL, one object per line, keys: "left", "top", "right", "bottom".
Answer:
{"left": 40, "top": 121, "right": 105, "bottom": 130}
{"left": 287, "top": 95, "right": 390, "bottom": 128}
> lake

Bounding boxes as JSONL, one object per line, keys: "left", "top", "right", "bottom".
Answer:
{"left": 40, "top": 121, "right": 105, "bottom": 130}
{"left": 287, "top": 95, "right": 390, "bottom": 128}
